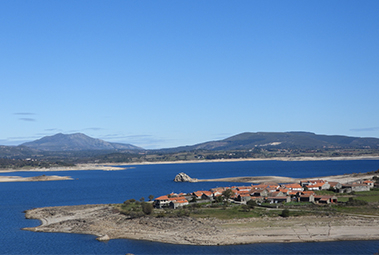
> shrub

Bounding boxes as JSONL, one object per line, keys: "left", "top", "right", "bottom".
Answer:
{"left": 241, "top": 205, "right": 249, "bottom": 212}
{"left": 156, "top": 211, "right": 166, "bottom": 218}
{"left": 346, "top": 197, "right": 368, "bottom": 206}
{"left": 141, "top": 202, "right": 153, "bottom": 215}
{"left": 247, "top": 200, "right": 257, "bottom": 209}
{"left": 175, "top": 209, "right": 190, "bottom": 217}
{"left": 281, "top": 209, "right": 290, "bottom": 217}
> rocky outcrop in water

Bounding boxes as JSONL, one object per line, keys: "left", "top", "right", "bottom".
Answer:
{"left": 174, "top": 172, "right": 197, "bottom": 182}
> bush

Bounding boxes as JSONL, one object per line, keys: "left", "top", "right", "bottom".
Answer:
{"left": 241, "top": 205, "right": 250, "bottom": 212}
{"left": 129, "top": 211, "right": 144, "bottom": 219}
{"left": 281, "top": 209, "right": 290, "bottom": 217}
{"left": 141, "top": 202, "right": 153, "bottom": 215}
{"left": 247, "top": 200, "right": 257, "bottom": 209}
{"left": 346, "top": 197, "right": 368, "bottom": 206}
{"left": 175, "top": 209, "right": 190, "bottom": 217}
{"left": 155, "top": 211, "right": 166, "bottom": 218}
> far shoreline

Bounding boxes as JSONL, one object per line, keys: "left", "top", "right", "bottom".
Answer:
{"left": 1, "top": 155, "right": 379, "bottom": 173}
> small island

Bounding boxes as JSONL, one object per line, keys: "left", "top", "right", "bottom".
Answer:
{"left": 23, "top": 170, "right": 379, "bottom": 245}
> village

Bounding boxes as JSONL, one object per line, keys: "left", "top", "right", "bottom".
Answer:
{"left": 153, "top": 177, "right": 376, "bottom": 209}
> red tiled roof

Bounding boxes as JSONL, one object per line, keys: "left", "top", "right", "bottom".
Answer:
{"left": 284, "top": 183, "right": 303, "bottom": 189}
{"left": 175, "top": 200, "right": 188, "bottom": 204}
{"left": 155, "top": 195, "right": 169, "bottom": 200}
{"left": 302, "top": 191, "right": 315, "bottom": 195}
{"left": 202, "top": 191, "right": 213, "bottom": 196}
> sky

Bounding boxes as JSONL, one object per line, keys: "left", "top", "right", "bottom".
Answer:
{"left": 1, "top": 1, "right": 379, "bottom": 149}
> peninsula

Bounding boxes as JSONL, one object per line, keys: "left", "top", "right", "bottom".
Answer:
{"left": 23, "top": 171, "right": 379, "bottom": 245}
{"left": 23, "top": 204, "right": 379, "bottom": 245}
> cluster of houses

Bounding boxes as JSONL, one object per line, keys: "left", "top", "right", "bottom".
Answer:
{"left": 154, "top": 178, "right": 375, "bottom": 209}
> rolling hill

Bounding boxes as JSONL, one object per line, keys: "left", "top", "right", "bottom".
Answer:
{"left": 21, "top": 133, "right": 144, "bottom": 151}
{"left": 158, "top": 132, "right": 379, "bottom": 152}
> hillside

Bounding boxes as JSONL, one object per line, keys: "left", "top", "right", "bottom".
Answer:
{"left": 21, "top": 133, "right": 143, "bottom": 151}
{"left": 159, "top": 132, "right": 379, "bottom": 152}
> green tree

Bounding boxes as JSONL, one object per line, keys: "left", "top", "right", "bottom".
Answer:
{"left": 148, "top": 195, "right": 154, "bottom": 201}
{"left": 222, "top": 189, "right": 234, "bottom": 200}
{"left": 214, "top": 195, "right": 223, "bottom": 203}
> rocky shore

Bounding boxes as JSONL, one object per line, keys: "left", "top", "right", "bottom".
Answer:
{"left": 23, "top": 204, "right": 379, "bottom": 245}
{"left": 174, "top": 171, "right": 378, "bottom": 184}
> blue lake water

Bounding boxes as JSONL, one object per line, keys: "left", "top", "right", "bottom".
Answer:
{"left": 1, "top": 160, "right": 379, "bottom": 254}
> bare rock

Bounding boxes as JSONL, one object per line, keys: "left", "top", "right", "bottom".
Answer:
{"left": 174, "top": 172, "right": 197, "bottom": 182}
{"left": 96, "top": 234, "right": 110, "bottom": 241}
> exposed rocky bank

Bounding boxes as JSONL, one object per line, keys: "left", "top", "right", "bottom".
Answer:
{"left": 23, "top": 204, "right": 379, "bottom": 245}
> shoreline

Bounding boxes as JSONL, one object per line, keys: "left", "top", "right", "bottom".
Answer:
{"left": 22, "top": 171, "right": 379, "bottom": 245}
{"left": 23, "top": 204, "right": 379, "bottom": 245}
{"left": 0, "top": 175, "right": 73, "bottom": 182}
{"left": 193, "top": 171, "right": 377, "bottom": 184}
{"left": 2, "top": 155, "right": 379, "bottom": 173}
{"left": 0, "top": 163, "right": 132, "bottom": 173}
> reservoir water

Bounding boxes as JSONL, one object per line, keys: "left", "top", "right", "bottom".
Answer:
{"left": 1, "top": 160, "right": 379, "bottom": 254}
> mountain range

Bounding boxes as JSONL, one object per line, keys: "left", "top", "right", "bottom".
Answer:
{"left": 1, "top": 132, "right": 379, "bottom": 159}
{"left": 161, "top": 131, "right": 379, "bottom": 152}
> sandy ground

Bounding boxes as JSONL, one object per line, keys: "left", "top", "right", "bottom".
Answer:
{"left": 0, "top": 175, "right": 73, "bottom": 182}
{"left": 23, "top": 204, "right": 379, "bottom": 245}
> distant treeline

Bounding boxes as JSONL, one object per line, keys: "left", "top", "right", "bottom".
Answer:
{"left": 0, "top": 158, "right": 74, "bottom": 169}
{"left": 1, "top": 147, "right": 379, "bottom": 169}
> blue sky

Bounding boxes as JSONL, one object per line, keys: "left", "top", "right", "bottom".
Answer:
{"left": 1, "top": 1, "right": 378, "bottom": 149}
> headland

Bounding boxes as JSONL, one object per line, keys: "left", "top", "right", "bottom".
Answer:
{"left": 23, "top": 171, "right": 379, "bottom": 245}
{"left": 23, "top": 204, "right": 379, "bottom": 245}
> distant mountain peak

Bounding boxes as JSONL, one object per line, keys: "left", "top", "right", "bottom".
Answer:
{"left": 21, "top": 133, "right": 143, "bottom": 151}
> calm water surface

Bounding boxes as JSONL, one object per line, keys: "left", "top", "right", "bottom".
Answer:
{"left": 1, "top": 160, "right": 379, "bottom": 254}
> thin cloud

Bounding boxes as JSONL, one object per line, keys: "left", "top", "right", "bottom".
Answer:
{"left": 19, "top": 118, "right": 36, "bottom": 122}
{"left": 14, "top": 112, "right": 35, "bottom": 115}
{"left": 350, "top": 127, "right": 379, "bottom": 132}
{"left": 44, "top": 128, "right": 62, "bottom": 132}
{"left": 100, "top": 134, "right": 173, "bottom": 149}
{"left": 83, "top": 127, "right": 105, "bottom": 131}
{"left": 1, "top": 135, "right": 41, "bottom": 145}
